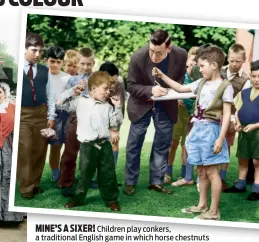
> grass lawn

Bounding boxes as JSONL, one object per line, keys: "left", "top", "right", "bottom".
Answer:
{"left": 14, "top": 109, "right": 259, "bottom": 224}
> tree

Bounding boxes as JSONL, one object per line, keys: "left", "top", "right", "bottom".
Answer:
{"left": 26, "top": 14, "right": 236, "bottom": 79}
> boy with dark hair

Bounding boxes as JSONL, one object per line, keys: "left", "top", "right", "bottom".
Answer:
{"left": 99, "top": 61, "right": 126, "bottom": 166}
{"left": 45, "top": 46, "right": 71, "bottom": 183}
{"left": 58, "top": 47, "right": 95, "bottom": 196}
{"left": 153, "top": 45, "right": 233, "bottom": 220}
{"left": 57, "top": 71, "right": 122, "bottom": 211}
{"left": 17, "top": 32, "right": 56, "bottom": 198}
{"left": 224, "top": 60, "right": 259, "bottom": 201}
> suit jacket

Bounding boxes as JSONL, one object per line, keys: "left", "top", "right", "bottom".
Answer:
{"left": 127, "top": 44, "right": 187, "bottom": 123}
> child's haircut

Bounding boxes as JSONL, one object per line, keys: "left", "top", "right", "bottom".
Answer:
{"left": 64, "top": 49, "right": 78, "bottom": 64}
{"left": 188, "top": 46, "right": 199, "bottom": 58}
{"left": 78, "top": 47, "right": 94, "bottom": 58}
{"left": 196, "top": 45, "right": 225, "bottom": 69}
{"left": 228, "top": 44, "right": 246, "bottom": 60}
{"left": 88, "top": 71, "right": 112, "bottom": 90}
{"left": 99, "top": 61, "right": 119, "bottom": 76}
{"left": 150, "top": 29, "right": 171, "bottom": 48}
{"left": 194, "top": 43, "right": 211, "bottom": 61}
{"left": 46, "top": 46, "right": 65, "bottom": 60}
{"left": 25, "top": 32, "right": 44, "bottom": 49}
{"left": 250, "top": 60, "right": 259, "bottom": 72}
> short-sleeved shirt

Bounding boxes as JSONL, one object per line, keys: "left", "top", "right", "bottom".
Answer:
{"left": 186, "top": 79, "right": 234, "bottom": 123}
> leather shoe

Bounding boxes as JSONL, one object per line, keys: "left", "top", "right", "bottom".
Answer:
{"left": 247, "top": 192, "right": 259, "bottom": 201}
{"left": 148, "top": 184, "right": 173, "bottom": 194}
{"left": 221, "top": 180, "right": 229, "bottom": 190}
{"left": 33, "top": 187, "right": 44, "bottom": 194}
{"left": 223, "top": 185, "right": 246, "bottom": 193}
{"left": 106, "top": 202, "right": 121, "bottom": 211}
{"left": 21, "top": 192, "right": 34, "bottom": 199}
{"left": 123, "top": 185, "right": 136, "bottom": 196}
{"left": 64, "top": 201, "right": 80, "bottom": 208}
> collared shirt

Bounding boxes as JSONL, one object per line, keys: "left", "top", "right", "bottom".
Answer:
{"left": 23, "top": 59, "right": 56, "bottom": 120}
{"left": 223, "top": 65, "right": 244, "bottom": 80}
{"left": 58, "top": 88, "right": 123, "bottom": 143}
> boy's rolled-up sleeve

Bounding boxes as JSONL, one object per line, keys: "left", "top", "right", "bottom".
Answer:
{"left": 57, "top": 88, "right": 78, "bottom": 112}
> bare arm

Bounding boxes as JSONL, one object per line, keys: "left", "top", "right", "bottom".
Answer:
{"left": 213, "top": 102, "right": 231, "bottom": 154}
{"left": 219, "top": 102, "right": 232, "bottom": 140}
{"left": 152, "top": 67, "right": 192, "bottom": 93}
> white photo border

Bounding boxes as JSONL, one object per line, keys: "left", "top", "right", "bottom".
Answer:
{"left": 9, "top": 7, "right": 259, "bottom": 230}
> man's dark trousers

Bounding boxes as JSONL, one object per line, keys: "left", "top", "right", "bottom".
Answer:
{"left": 125, "top": 106, "right": 173, "bottom": 186}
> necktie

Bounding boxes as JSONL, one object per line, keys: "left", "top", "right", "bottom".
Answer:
{"left": 27, "top": 63, "right": 37, "bottom": 103}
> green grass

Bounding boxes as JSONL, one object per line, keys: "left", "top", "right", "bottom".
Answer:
{"left": 14, "top": 111, "right": 259, "bottom": 224}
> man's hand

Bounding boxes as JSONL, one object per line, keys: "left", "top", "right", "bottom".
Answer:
{"left": 152, "top": 67, "right": 164, "bottom": 79}
{"left": 47, "top": 120, "right": 55, "bottom": 129}
{"left": 243, "top": 124, "right": 259, "bottom": 133}
{"left": 110, "top": 129, "right": 119, "bottom": 144}
{"left": 213, "top": 138, "right": 223, "bottom": 154}
{"left": 152, "top": 86, "right": 167, "bottom": 97}
{"left": 110, "top": 95, "right": 121, "bottom": 108}
{"left": 0, "top": 56, "right": 3, "bottom": 65}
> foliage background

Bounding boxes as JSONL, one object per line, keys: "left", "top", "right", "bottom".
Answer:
{"left": 27, "top": 14, "right": 237, "bottom": 81}
{"left": 0, "top": 42, "right": 18, "bottom": 91}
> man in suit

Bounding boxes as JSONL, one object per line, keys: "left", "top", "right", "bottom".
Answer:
{"left": 124, "top": 29, "right": 187, "bottom": 196}
{"left": 17, "top": 32, "right": 56, "bottom": 198}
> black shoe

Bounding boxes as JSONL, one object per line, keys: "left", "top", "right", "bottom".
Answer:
{"left": 223, "top": 185, "right": 246, "bottom": 193}
{"left": 148, "top": 184, "right": 173, "bottom": 194}
{"left": 123, "top": 185, "right": 136, "bottom": 196}
{"left": 106, "top": 202, "right": 121, "bottom": 211}
{"left": 247, "top": 192, "right": 259, "bottom": 201}
{"left": 61, "top": 187, "right": 74, "bottom": 197}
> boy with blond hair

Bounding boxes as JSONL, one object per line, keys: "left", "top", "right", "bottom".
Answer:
{"left": 164, "top": 46, "right": 199, "bottom": 184}
{"left": 57, "top": 71, "right": 122, "bottom": 210}
{"left": 64, "top": 49, "right": 78, "bottom": 76}
{"left": 153, "top": 46, "right": 233, "bottom": 220}
{"left": 58, "top": 47, "right": 95, "bottom": 196}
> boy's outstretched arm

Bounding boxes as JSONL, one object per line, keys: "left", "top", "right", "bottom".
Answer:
{"left": 152, "top": 67, "right": 192, "bottom": 93}
{"left": 213, "top": 102, "right": 231, "bottom": 154}
{"left": 56, "top": 84, "right": 84, "bottom": 110}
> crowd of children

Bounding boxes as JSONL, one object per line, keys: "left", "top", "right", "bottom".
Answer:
{"left": 17, "top": 31, "right": 259, "bottom": 220}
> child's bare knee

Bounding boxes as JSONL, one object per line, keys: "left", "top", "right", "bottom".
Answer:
{"left": 197, "top": 166, "right": 206, "bottom": 178}
{"left": 206, "top": 167, "right": 218, "bottom": 180}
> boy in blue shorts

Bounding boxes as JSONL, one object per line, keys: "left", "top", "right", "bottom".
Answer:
{"left": 153, "top": 46, "right": 233, "bottom": 220}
